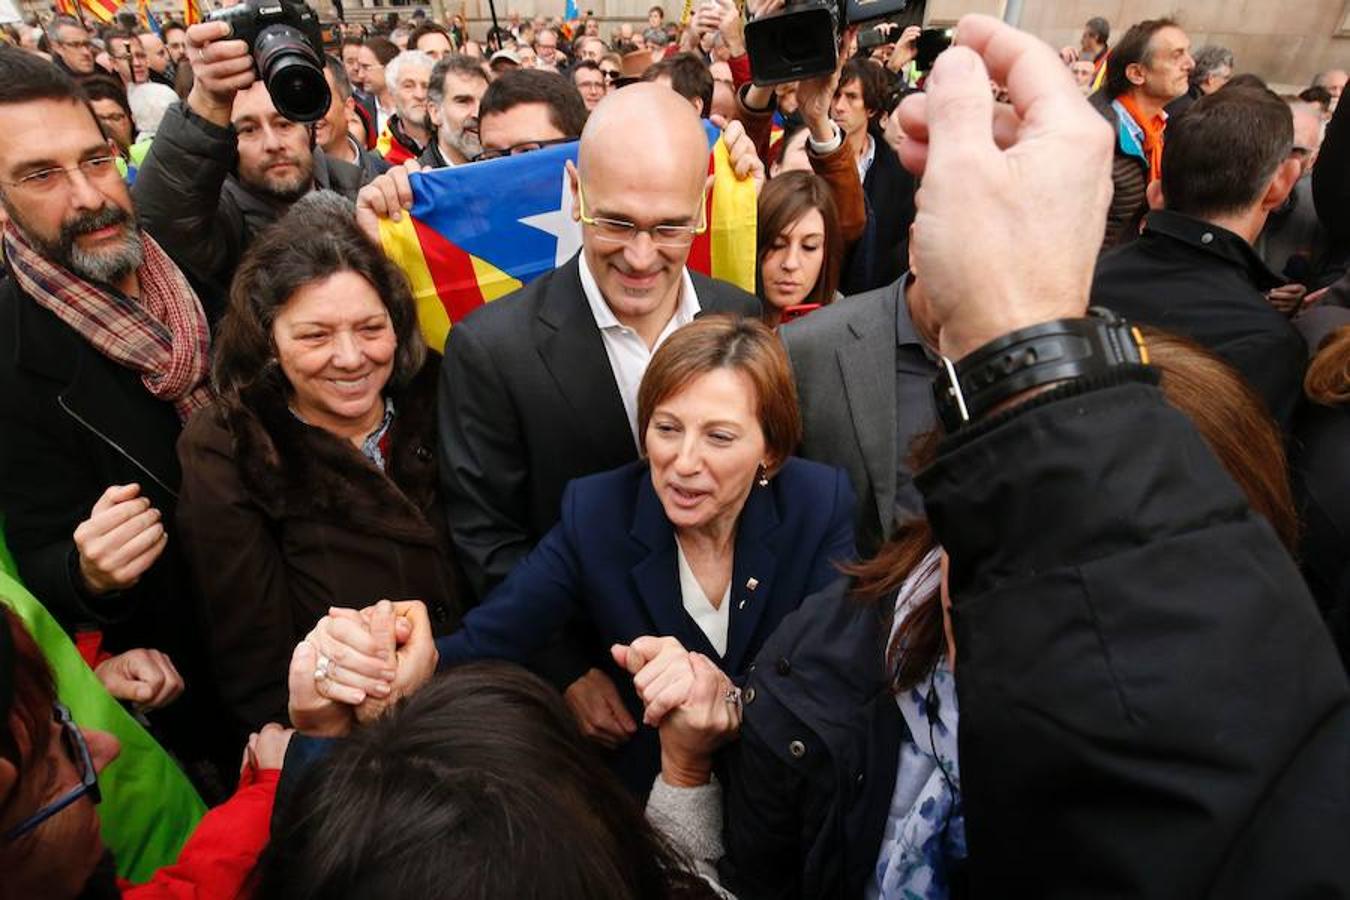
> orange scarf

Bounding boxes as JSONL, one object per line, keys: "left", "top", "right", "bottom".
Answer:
{"left": 1116, "top": 94, "right": 1166, "bottom": 182}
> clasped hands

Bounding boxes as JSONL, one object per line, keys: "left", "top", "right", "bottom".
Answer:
{"left": 289, "top": 599, "right": 438, "bottom": 737}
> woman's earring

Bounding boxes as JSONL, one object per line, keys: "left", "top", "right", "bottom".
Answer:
{"left": 757, "top": 463, "right": 770, "bottom": 488}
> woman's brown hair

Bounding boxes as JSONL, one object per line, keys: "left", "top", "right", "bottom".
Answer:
{"left": 851, "top": 326, "right": 1299, "bottom": 691}
{"left": 636, "top": 314, "right": 801, "bottom": 473}
{"left": 755, "top": 171, "right": 843, "bottom": 311}
{"left": 211, "top": 191, "right": 426, "bottom": 412}
{"left": 1305, "top": 324, "right": 1350, "bottom": 407}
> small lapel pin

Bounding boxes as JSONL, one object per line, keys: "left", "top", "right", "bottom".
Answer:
{"left": 746, "top": 577, "right": 759, "bottom": 591}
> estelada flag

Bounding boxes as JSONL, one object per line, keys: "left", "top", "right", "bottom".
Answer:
{"left": 380, "top": 121, "right": 757, "bottom": 354}
{"left": 80, "top": 0, "right": 120, "bottom": 24}
{"left": 184, "top": 0, "right": 204, "bottom": 26}
{"left": 138, "top": 0, "right": 163, "bottom": 36}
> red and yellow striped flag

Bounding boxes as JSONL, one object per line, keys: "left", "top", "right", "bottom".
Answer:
{"left": 80, "top": 0, "right": 120, "bottom": 24}
{"left": 184, "top": 0, "right": 204, "bottom": 26}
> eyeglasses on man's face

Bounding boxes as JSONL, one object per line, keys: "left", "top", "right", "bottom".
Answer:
{"left": 0, "top": 149, "right": 122, "bottom": 193}
{"left": 576, "top": 181, "right": 707, "bottom": 249}
{"left": 474, "top": 136, "right": 574, "bottom": 161}
{"left": 2, "top": 704, "right": 101, "bottom": 843}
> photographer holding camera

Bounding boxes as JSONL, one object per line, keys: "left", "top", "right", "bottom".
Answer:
{"left": 133, "top": 11, "right": 369, "bottom": 319}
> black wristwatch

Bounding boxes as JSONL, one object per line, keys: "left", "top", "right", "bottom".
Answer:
{"left": 933, "top": 307, "right": 1149, "bottom": 433}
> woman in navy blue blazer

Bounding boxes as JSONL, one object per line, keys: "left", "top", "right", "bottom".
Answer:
{"left": 308, "top": 315, "right": 856, "bottom": 793}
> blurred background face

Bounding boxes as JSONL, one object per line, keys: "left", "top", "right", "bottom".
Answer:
{"left": 415, "top": 31, "right": 453, "bottom": 61}
{"left": 89, "top": 98, "right": 133, "bottom": 153}
{"left": 342, "top": 42, "right": 363, "bottom": 86}
{"left": 393, "top": 62, "right": 432, "bottom": 128}
{"left": 138, "top": 32, "right": 168, "bottom": 74}
{"left": 164, "top": 27, "right": 188, "bottom": 64}
{"left": 357, "top": 46, "right": 387, "bottom": 95}
{"left": 316, "top": 68, "right": 352, "bottom": 157}
{"left": 1070, "top": 59, "right": 1094, "bottom": 91}
{"left": 574, "top": 67, "right": 605, "bottom": 111}
{"left": 1135, "top": 26, "right": 1193, "bottom": 103}
{"left": 53, "top": 24, "right": 95, "bottom": 75}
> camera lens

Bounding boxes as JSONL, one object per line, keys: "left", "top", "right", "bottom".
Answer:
{"left": 254, "top": 24, "right": 331, "bottom": 123}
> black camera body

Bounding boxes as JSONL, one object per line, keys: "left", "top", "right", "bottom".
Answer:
{"left": 208, "top": 0, "right": 331, "bottom": 123}
{"left": 745, "top": 0, "right": 915, "bottom": 85}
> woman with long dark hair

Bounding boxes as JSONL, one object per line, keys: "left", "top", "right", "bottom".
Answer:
{"left": 175, "top": 192, "right": 466, "bottom": 748}
{"left": 755, "top": 171, "right": 844, "bottom": 329}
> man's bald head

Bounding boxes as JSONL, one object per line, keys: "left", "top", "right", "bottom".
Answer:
{"left": 568, "top": 83, "right": 711, "bottom": 336}
{"left": 577, "top": 82, "right": 708, "bottom": 199}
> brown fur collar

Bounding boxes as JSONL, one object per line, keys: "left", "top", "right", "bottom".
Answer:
{"left": 223, "top": 357, "right": 443, "bottom": 546}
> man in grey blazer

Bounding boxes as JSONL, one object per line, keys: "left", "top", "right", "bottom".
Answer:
{"left": 781, "top": 274, "right": 939, "bottom": 555}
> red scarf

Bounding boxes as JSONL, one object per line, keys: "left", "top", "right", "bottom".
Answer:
{"left": 1116, "top": 93, "right": 1166, "bottom": 183}
{"left": 4, "top": 223, "right": 213, "bottom": 421}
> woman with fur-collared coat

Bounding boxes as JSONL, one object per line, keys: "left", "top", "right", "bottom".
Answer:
{"left": 176, "top": 193, "right": 465, "bottom": 743}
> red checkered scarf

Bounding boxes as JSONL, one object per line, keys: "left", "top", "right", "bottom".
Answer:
{"left": 3, "top": 222, "right": 213, "bottom": 421}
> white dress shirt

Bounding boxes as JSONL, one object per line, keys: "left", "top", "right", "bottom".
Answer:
{"left": 676, "top": 541, "right": 731, "bottom": 657}
{"left": 578, "top": 252, "right": 701, "bottom": 448}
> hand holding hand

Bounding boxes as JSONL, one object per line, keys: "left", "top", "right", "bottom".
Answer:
{"left": 240, "top": 722, "right": 293, "bottom": 774}
{"left": 563, "top": 667, "right": 638, "bottom": 748}
{"left": 74, "top": 484, "right": 167, "bottom": 596}
{"left": 894, "top": 14, "right": 1113, "bottom": 361}
{"left": 94, "top": 648, "right": 184, "bottom": 709}
{"left": 185, "top": 21, "right": 256, "bottom": 126}
{"left": 355, "top": 159, "right": 423, "bottom": 245}
{"left": 612, "top": 637, "right": 740, "bottom": 787}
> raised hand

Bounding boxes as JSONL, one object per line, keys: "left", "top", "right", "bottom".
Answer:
{"left": 74, "top": 484, "right": 167, "bottom": 595}
{"left": 894, "top": 14, "right": 1113, "bottom": 361}
{"left": 185, "top": 21, "right": 256, "bottom": 126}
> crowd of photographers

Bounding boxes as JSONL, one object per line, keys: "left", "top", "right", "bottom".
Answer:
{"left": 1, "top": 3, "right": 1349, "bottom": 898}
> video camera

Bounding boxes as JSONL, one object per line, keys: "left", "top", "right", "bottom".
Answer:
{"left": 208, "top": 0, "right": 331, "bottom": 123}
{"left": 745, "top": 0, "right": 916, "bottom": 85}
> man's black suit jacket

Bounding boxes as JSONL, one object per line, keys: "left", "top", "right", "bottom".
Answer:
{"left": 438, "top": 254, "right": 761, "bottom": 619}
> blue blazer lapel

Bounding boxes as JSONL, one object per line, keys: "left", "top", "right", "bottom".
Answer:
{"left": 723, "top": 482, "right": 782, "bottom": 672}
{"left": 630, "top": 477, "right": 712, "bottom": 653}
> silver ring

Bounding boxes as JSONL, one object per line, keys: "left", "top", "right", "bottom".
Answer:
{"left": 724, "top": 686, "right": 742, "bottom": 707}
{"left": 314, "top": 654, "right": 330, "bottom": 681}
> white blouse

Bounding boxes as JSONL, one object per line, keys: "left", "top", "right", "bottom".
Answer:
{"left": 675, "top": 541, "right": 731, "bottom": 657}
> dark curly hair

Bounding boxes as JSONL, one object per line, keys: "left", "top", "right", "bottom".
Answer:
{"left": 211, "top": 191, "right": 426, "bottom": 410}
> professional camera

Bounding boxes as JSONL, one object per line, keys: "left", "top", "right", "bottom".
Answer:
{"left": 745, "top": 0, "right": 916, "bottom": 85}
{"left": 208, "top": 0, "right": 331, "bottom": 123}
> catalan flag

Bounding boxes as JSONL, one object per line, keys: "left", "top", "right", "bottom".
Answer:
{"left": 380, "top": 121, "right": 757, "bottom": 354}
{"left": 184, "top": 0, "right": 204, "bottom": 26}
{"left": 80, "top": 0, "right": 120, "bottom": 24}
{"left": 55, "top": 0, "right": 83, "bottom": 21}
{"left": 138, "top": 0, "right": 163, "bottom": 36}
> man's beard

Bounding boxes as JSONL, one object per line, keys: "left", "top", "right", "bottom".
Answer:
{"left": 444, "top": 119, "right": 481, "bottom": 161}
{"left": 240, "top": 152, "right": 314, "bottom": 204}
{"left": 10, "top": 202, "right": 143, "bottom": 286}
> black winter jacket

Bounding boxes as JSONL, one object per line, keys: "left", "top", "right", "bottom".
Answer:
{"left": 720, "top": 577, "right": 911, "bottom": 899}
{"left": 923, "top": 371, "right": 1350, "bottom": 897}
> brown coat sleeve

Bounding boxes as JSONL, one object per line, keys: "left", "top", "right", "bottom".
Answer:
{"left": 733, "top": 84, "right": 776, "bottom": 170}
{"left": 808, "top": 138, "right": 867, "bottom": 246}
{"left": 175, "top": 408, "right": 296, "bottom": 736}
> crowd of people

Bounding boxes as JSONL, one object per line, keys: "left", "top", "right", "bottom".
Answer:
{"left": 0, "top": 3, "right": 1348, "bottom": 898}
